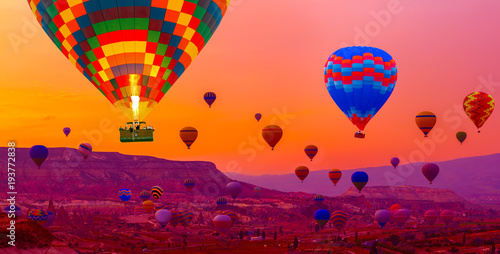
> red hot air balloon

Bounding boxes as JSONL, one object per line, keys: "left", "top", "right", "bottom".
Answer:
{"left": 328, "top": 169, "right": 342, "bottom": 186}
{"left": 424, "top": 210, "right": 439, "bottom": 225}
{"left": 463, "top": 92, "right": 495, "bottom": 133}
{"left": 392, "top": 209, "right": 410, "bottom": 228}
{"left": 390, "top": 204, "right": 401, "bottom": 211}
{"left": 213, "top": 215, "right": 232, "bottom": 234}
{"left": 422, "top": 163, "right": 439, "bottom": 184}
{"left": 304, "top": 145, "right": 318, "bottom": 161}
{"left": 262, "top": 125, "right": 283, "bottom": 150}
{"left": 295, "top": 166, "right": 309, "bottom": 183}
{"left": 440, "top": 210, "right": 454, "bottom": 225}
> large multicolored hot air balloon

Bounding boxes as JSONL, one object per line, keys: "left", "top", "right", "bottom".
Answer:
{"left": 390, "top": 157, "right": 400, "bottom": 169}
{"left": 204, "top": 92, "right": 216, "bottom": 108}
{"left": 183, "top": 178, "right": 195, "bottom": 191}
{"left": 151, "top": 186, "right": 163, "bottom": 200}
{"left": 155, "top": 209, "right": 171, "bottom": 228}
{"left": 178, "top": 210, "right": 193, "bottom": 228}
{"left": 78, "top": 143, "right": 92, "bottom": 160}
{"left": 262, "top": 125, "right": 283, "bottom": 150}
{"left": 314, "top": 209, "right": 330, "bottom": 229}
{"left": 255, "top": 113, "right": 262, "bottom": 122}
{"left": 440, "top": 210, "right": 454, "bottom": 225}
{"left": 331, "top": 211, "right": 348, "bottom": 232}
{"left": 415, "top": 111, "right": 436, "bottom": 137}
{"left": 29, "top": 145, "right": 48, "bottom": 169}
{"left": 63, "top": 127, "right": 71, "bottom": 137}
{"left": 328, "top": 169, "right": 342, "bottom": 186}
{"left": 392, "top": 209, "right": 410, "bottom": 228}
{"left": 226, "top": 182, "right": 242, "bottom": 200}
{"left": 28, "top": 209, "right": 48, "bottom": 225}
{"left": 28, "top": 0, "right": 232, "bottom": 123}
{"left": 456, "top": 131, "right": 467, "bottom": 145}
{"left": 295, "top": 166, "right": 309, "bottom": 183}
{"left": 118, "top": 189, "right": 131, "bottom": 204}
{"left": 351, "top": 171, "right": 368, "bottom": 193}
{"left": 216, "top": 197, "right": 228, "bottom": 205}
{"left": 143, "top": 200, "right": 154, "bottom": 213}
{"left": 422, "top": 163, "right": 439, "bottom": 184}
{"left": 139, "top": 190, "right": 151, "bottom": 202}
{"left": 304, "top": 145, "right": 318, "bottom": 161}
{"left": 221, "top": 210, "right": 237, "bottom": 224}
{"left": 314, "top": 194, "right": 325, "bottom": 202}
{"left": 213, "top": 215, "right": 232, "bottom": 234}
{"left": 180, "top": 127, "right": 198, "bottom": 149}
{"left": 463, "top": 92, "right": 495, "bottom": 133}
{"left": 424, "top": 210, "right": 439, "bottom": 225}
{"left": 324, "top": 46, "right": 397, "bottom": 138}
{"left": 374, "top": 210, "right": 391, "bottom": 228}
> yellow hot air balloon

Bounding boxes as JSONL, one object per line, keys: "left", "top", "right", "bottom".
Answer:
{"left": 415, "top": 111, "right": 436, "bottom": 137}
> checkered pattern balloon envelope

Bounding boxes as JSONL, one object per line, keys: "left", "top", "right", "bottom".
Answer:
{"left": 28, "top": 0, "right": 231, "bottom": 121}
{"left": 324, "top": 46, "right": 397, "bottom": 133}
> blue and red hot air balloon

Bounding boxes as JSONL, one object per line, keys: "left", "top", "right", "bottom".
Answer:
{"left": 204, "top": 92, "right": 216, "bottom": 108}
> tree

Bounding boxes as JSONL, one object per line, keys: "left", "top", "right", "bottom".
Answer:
{"left": 239, "top": 230, "right": 244, "bottom": 240}
{"left": 388, "top": 234, "right": 400, "bottom": 246}
{"left": 355, "top": 231, "right": 358, "bottom": 242}
{"left": 262, "top": 231, "right": 266, "bottom": 239}
{"left": 293, "top": 236, "right": 298, "bottom": 250}
{"left": 274, "top": 231, "right": 277, "bottom": 241}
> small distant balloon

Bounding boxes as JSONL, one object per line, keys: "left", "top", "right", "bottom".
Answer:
{"left": 118, "top": 189, "right": 131, "bottom": 204}
{"left": 139, "top": 190, "right": 151, "bottom": 202}
{"left": 254, "top": 187, "right": 262, "bottom": 196}
{"left": 262, "top": 125, "right": 283, "bottom": 150}
{"left": 29, "top": 145, "right": 48, "bottom": 169}
{"left": 463, "top": 92, "right": 495, "bottom": 133}
{"left": 183, "top": 179, "right": 195, "bottom": 192}
{"left": 226, "top": 182, "right": 242, "bottom": 200}
{"left": 424, "top": 210, "right": 439, "bottom": 225}
{"left": 392, "top": 209, "right": 410, "bottom": 228}
{"left": 314, "top": 194, "right": 325, "bottom": 202}
{"left": 375, "top": 210, "right": 391, "bottom": 228}
{"left": 440, "top": 210, "right": 454, "bottom": 225}
{"left": 180, "top": 127, "right": 198, "bottom": 149}
{"left": 295, "top": 166, "right": 309, "bottom": 183}
{"left": 422, "top": 163, "right": 439, "bottom": 184}
{"left": 255, "top": 113, "right": 262, "bottom": 122}
{"left": 78, "top": 143, "right": 92, "bottom": 160}
{"left": 204, "top": 92, "right": 216, "bottom": 108}
{"left": 314, "top": 209, "right": 330, "bottom": 229}
{"left": 456, "top": 131, "right": 467, "bottom": 145}
{"left": 304, "top": 145, "right": 318, "bottom": 161}
{"left": 390, "top": 157, "right": 400, "bottom": 169}
{"left": 155, "top": 209, "right": 172, "bottom": 228}
{"left": 28, "top": 209, "right": 48, "bottom": 225}
{"left": 216, "top": 197, "right": 228, "bottom": 205}
{"left": 63, "top": 127, "right": 71, "bottom": 137}
{"left": 328, "top": 169, "right": 342, "bottom": 186}
{"left": 351, "top": 171, "right": 369, "bottom": 193}
{"left": 151, "top": 186, "right": 163, "bottom": 201}
{"left": 143, "top": 200, "right": 154, "bottom": 213}
{"left": 415, "top": 111, "right": 437, "bottom": 137}
{"left": 213, "top": 215, "right": 232, "bottom": 234}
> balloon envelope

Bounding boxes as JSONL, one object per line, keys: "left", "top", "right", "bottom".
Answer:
{"left": 178, "top": 210, "right": 193, "bottom": 228}
{"left": 331, "top": 211, "right": 348, "bottom": 232}
{"left": 44, "top": 211, "right": 55, "bottom": 227}
{"left": 3, "top": 205, "right": 22, "bottom": 218}
{"left": 328, "top": 169, "right": 342, "bottom": 186}
{"left": 392, "top": 209, "right": 410, "bottom": 228}
{"left": 424, "top": 210, "right": 439, "bottom": 225}
{"left": 351, "top": 171, "right": 369, "bottom": 192}
{"left": 180, "top": 127, "right": 198, "bottom": 149}
{"left": 463, "top": 92, "right": 495, "bottom": 132}
{"left": 78, "top": 143, "right": 92, "bottom": 160}
{"left": 204, "top": 92, "right": 216, "bottom": 108}
{"left": 221, "top": 210, "right": 237, "bottom": 224}
{"left": 118, "top": 189, "right": 131, "bottom": 203}
{"left": 29, "top": 145, "right": 48, "bottom": 168}
{"left": 155, "top": 209, "right": 172, "bottom": 228}
{"left": 139, "top": 190, "right": 151, "bottom": 202}
{"left": 262, "top": 125, "right": 283, "bottom": 150}
{"left": 304, "top": 145, "right": 318, "bottom": 161}
{"left": 216, "top": 197, "right": 228, "bottom": 205}
{"left": 226, "top": 182, "right": 242, "bottom": 200}
{"left": 375, "top": 210, "right": 391, "bottom": 228}
{"left": 28, "top": 209, "right": 48, "bottom": 225}
{"left": 390, "top": 157, "right": 400, "bottom": 169}
{"left": 183, "top": 179, "right": 195, "bottom": 191}
{"left": 324, "top": 46, "right": 397, "bottom": 134}
{"left": 390, "top": 204, "right": 402, "bottom": 211}
{"left": 151, "top": 186, "right": 163, "bottom": 200}
{"left": 213, "top": 215, "right": 232, "bottom": 234}
{"left": 415, "top": 111, "right": 436, "bottom": 137}
{"left": 314, "top": 209, "right": 330, "bottom": 228}
{"left": 28, "top": 0, "right": 231, "bottom": 121}
{"left": 456, "top": 131, "right": 467, "bottom": 144}
{"left": 63, "top": 127, "right": 71, "bottom": 137}
{"left": 295, "top": 166, "right": 309, "bottom": 183}
{"left": 440, "top": 210, "right": 454, "bottom": 225}
{"left": 314, "top": 194, "right": 325, "bottom": 202}
{"left": 255, "top": 113, "right": 262, "bottom": 122}
{"left": 143, "top": 200, "right": 154, "bottom": 213}
{"left": 422, "top": 163, "right": 439, "bottom": 184}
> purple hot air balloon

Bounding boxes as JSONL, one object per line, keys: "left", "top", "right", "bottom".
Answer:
{"left": 226, "top": 182, "right": 242, "bottom": 200}
{"left": 255, "top": 113, "right": 262, "bottom": 122}
{"left": 422, "top": 163, "right": 439, "bottom": 184}
{"left": 390, "top": 157, "right": 400, "bottom": 169}
{"left": 29, "top": 145, "right": 48, "bottom": 169}
{"left": 63, "top": 127, "right": 71, "bottom": 137}
{"left": 374, "top": 210, "right": 391, "bottom": 228}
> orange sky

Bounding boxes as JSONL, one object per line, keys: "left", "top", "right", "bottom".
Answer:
{"left": 1, "top": 0, "right": 499, "bottom": 176}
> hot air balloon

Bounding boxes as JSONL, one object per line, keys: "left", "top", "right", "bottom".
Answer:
{"left": 314, "top": 209, "right": 330, "bottom": 229}
{"left": 63, "top": 127, "right": 71, "bottom": 137}
{"left": 374, "top": 210, "right": 391, "bottom": 228}
{"left": 29, "top": 145, "right": 48, "bottom": 169}
{"left": 255, "top": 113, "right": 262, "bottom": 122}
{"left": 304, "top": 145, "right": 318, "bottom": 161}
{"left": 415, "top": 111, "right": 436, "bottom": 137}
{"left": 390, "top": 157, "right": 400, "bottom": 169}
{"left": 44, "top": 211, "right": 55, "bottom": 228}
{"left": 331, "top": 211, "right": 348, "bottom": 232}
{"left": 314, "top": 194, "right": 325, "bottom": 202}
{"left": 324, "top": 46, "right": 397, "bottom": 138}
{"left": 262, "top": 125, "right": 283, "bottom": 150}
{"left": 170, "top": 210, "right": 180, "bottom": 229}
{"left": 216, "top": 197, "right": 228, "bottom": 206}
{"left": 28, "top": 209, "right": 48, "bottom": 225}
{"left": 134, "top": 206, "right": 147, "bottom": 215}
{"left": 440, "top": 210, "right": 454, "bottom": 225}
{"left": 118, "top": 189, "right": 131, "bottom": 204}
{"left": 424, "top": 210, "right": 439, "bottom": 225}
{"left": 178, "top": 210, "right": 193, "bottom": 228}
{"left": 422, "top": 163, "right": 439, "bottom": 184}
{"left": 226, "top": 182, "right": 242, "bottom": 200}
{"left": 180, "top": 127, "right": 198, "bottom": 149}
{"left": 295, "top": 166, "right": 309, "bottom": 183}
{"left": 213, "top": 215, "right": 232, "bottom": 234}
{"left": 221, "top": 210, "right": 237, "bottom": 224}
{"left": 183, "top": 179, "right": 195, "bottom": 191}
{"left": 28, "top": 0, "right": 232, "bottom": 143}
{"left": 254, "top": 187, "right": 262, "bottom": 197}
{"left": 390, "top": 204, "right": 402, "bottom": 211}
{"left": 351, "top": 171, "right": 369, "bottom": 193}
{"left": 143, "top": 200, "right": 154, "bottom": 213}
{"left": 204, "top": 92, "right": 216, "bottom": 108}
{"left": 463, "top": 92, "right": 495, "bottom": 133}
{"left": 151, "top": 186, "right": 163, "bottom": 201}
{"left": 155, "top": 209, "right": 172, "bottom": 228}
{"left": 78, "top": 143, "right": 92, "bottom": 160}
{"left": 154, "top": 203, "right": 169, "bottom": 212}
{"left": 328, "top": 169, "right": 342, "bottom": 186}
{"left": 392, "top": 209, "right": 410, "bottom": 228}
{"left": 456, "top": 131, "right": 467, "bottom": 145}
{"left": 3, "top": 205, "right": 22, "bottom": 218}
{"left": 139, "top": 190, "right": 151, "bottom": 202}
